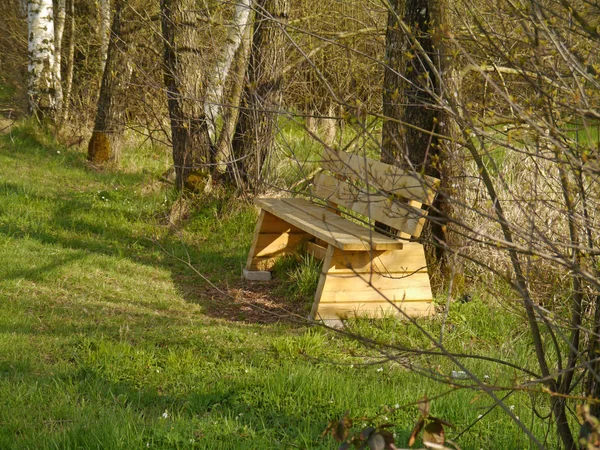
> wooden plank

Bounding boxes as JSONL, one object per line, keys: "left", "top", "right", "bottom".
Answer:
{"left": 247, "top": 256, "right": 283, "bottom": 271}
{"left": 319, "top": 272, "right": 433, "bottom": 303}
{"left": 327, "top": 242, "right": 429, "bottom": 274}
{"left": 246, "top": 211, "right": 309, "bottom": 271}
{"left": 311, "top": 244, "right": 336, "bottom": 319}
{"left": 254, "top": 232, "right": 309, "bottom": 257}
{"left": 315, "top": 301, "right": 434, "bottom": 320}
{"left": 245, "top": 210, "right": 267, "bottom": 270}
{"left": 319, "top": 288, "right": 433, "bottom": 304}
{"left": 313, "top": 173, "right": 425, "bottom": 237}
{"left": 306, "top": 241, "right": 328, "bottom": 260}
{"left": 258, "top": 211, "right": 304, "bottom": 233}
{"left": 255, "top": 197, "right": 403, "bottom": 251}
{"left": 321, "top": 148, "right": 439, "bottom": 205}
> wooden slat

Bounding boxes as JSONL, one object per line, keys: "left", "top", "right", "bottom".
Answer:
{"left": 255, "top": 197, "right": 403, "bottom": 251}
{"left": 248, "top": 256, "right": 282, "bottom": 271}
{"left": 327, "top": 242, "right": 429, "bottom": 274}
{"left": 321, "top": 147, "right": 439, "bottom": 205}
{"left": 254, "top": 233, "right": 308, "bottom": 257}
{"left": 306, "top": 241, "right": 328, "bottom": 260}
{"left": 258, "top": 211, "right": 304, "bottom": 233}
{"left": 245, "top": 210, "right": 267, "bottom": 270}
{"left": 319, "top": 272, "right": 433, "bottom": 303}
{"left": 311, "top": 244, "right": 336, "bottom": 319}
{"left": 313, "top": 172, "right": 425, "bottom": 237}
{"left": 316, "top": 301, "right": 434, "bottom": 320}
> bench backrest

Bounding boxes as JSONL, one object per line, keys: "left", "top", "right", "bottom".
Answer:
{"left": 313, "top": 148, "right": 440, "bottom": 239}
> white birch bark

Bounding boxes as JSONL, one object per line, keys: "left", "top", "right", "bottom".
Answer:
{"left": 99, "top": 0, "right": 111, "bottom": 74}
{"left": 204, "top": 0, "right": 253, "bottom": 142}
{"left": 27, "top": 0, "right": 57, "bottom": 118}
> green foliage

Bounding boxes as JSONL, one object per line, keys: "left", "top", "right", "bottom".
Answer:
{"left": 273, "top": 251, "right": 322, "bottom": 303}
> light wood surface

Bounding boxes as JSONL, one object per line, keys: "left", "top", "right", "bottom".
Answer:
{"left": 313, "top": 172, "right": 425, "bottom": 237}
{"left": 255, "top": 197, "right": 403, "bottom": 251}
{"left": 321, "top": 147, "right": 439, "bottom": 205}
{"left": 243, "top": 148, "right": 439, "bottom": 321}
{"left": 315, "top": 300, "right": 434, "bottom": 320}
{"left": 326, "top": 241, "right": 429, "bottom": 274}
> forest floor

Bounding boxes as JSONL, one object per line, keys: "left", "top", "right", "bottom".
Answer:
{"left": 0, "top": 123, "right": 556, "bottom": 449}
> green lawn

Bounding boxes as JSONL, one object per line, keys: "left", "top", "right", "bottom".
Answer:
{"left": 0, "top": 123, "right": 557, "bottom": 449}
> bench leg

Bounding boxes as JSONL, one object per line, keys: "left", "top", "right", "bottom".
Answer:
{"left": 245, "top": 210, "right": 310, "bottom": 274}
{"left": 311, "top": 243, "right": 435, "bottom": 320}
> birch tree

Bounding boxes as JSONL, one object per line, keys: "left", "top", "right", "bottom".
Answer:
{"left": 213, "top": 13, "right": 253, "bottom": 182}
{"left": 99, "top": 0, "right": 111, "bottom": 74}
{"left": 232, "top": 0, "right": 290, "bottom": 191}
{"left": 27, "top": 0, "right": 58, "bottom": 119}
{"left": 60, "top": 0, "right": 75, "bottom": 124}
{"left": 204, "top": 0, "right": 253, "bottom": 143}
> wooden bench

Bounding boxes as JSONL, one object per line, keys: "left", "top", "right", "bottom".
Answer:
{"left": 243, "top": 147, "right": 440, "bottom": 321}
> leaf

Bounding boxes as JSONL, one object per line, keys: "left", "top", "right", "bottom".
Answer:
{"left": 429, "top": 416, "right": 455, "bottom": 428}
{"left": 423, "top": 421, "right": 445, "bottom": 449}
{"left": 321, "top": 420, "right": 337, "bottom": 439}
{"left": 360, "top": 426, "right": 376, "bottom": 440}
{"left": 333, "top": 414, "right": 352, "bottom": 442}
{"left": 418, "top": 396, "right": 430, "bottom": 418}
{"left": 408, "top": 418, "right": 425, "bottom": 447}
{"left": 377, "top": 430, "right": 396, "bottom": 449}
{"left": 368, "top": 432, "right": 386, "bottom": 450}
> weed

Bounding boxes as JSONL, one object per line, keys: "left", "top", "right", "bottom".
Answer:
{"left": 272, "top": 251, "right": 322, "bottom": 303}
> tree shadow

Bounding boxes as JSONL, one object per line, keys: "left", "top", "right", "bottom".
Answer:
{"left": 0, "top": 175, "right": 306, "bottom": 328}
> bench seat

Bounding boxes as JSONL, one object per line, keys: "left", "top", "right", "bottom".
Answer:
{"left": 255, "top": 197, "right": 403, "bottom": 251}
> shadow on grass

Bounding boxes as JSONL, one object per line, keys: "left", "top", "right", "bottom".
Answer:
{"left": 0, "top": 132, "right": 307, "bottom": 328}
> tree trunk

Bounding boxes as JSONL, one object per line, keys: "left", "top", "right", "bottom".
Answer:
{"left": 204, "top": 0, "right": 253, "bottom": 143}
{"left": 18, "top": 0, "right": 28, "bottom": 18}
{"left": 214, "top": 12, "right": 253, "bottom": 186}
{"left": 27, "top": 0, "right": 58, "bottom": 120}
{"left": 60, "top": 0, "right": 75, "bottom": 124}
{"left": 99, "top": 0, "right": 111, "bottom": 74}
{"left": 53, "top": 0, "right": 66, "bottom": 119}
{"left": 382, "top": 0, "right": 440, "bottom": 174}
{"left": 381, "top": 0, "right": 454, "bottom": 267}
{"left": 88, "top": 0, "right": 130, "bottom": 164}
{"left": 160, "top": 0, "right": 213, "bottom": 191}
{"left": 232, "top": 0, "right": 290, "bottom": 192}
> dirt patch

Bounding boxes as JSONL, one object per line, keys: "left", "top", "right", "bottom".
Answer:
{"left": 0, "top": 117, "right": 15, "bottom": 134}
{"left": 176, "top": 275, "right": 310, "bottom": 325}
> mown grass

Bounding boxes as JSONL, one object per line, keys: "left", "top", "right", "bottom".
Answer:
{"left": 0, "top": 122, "right": 561, "bottom": 449}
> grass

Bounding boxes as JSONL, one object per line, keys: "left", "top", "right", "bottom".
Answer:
{"left": 0, "top": 122, "right": 564, "bottom": 449}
